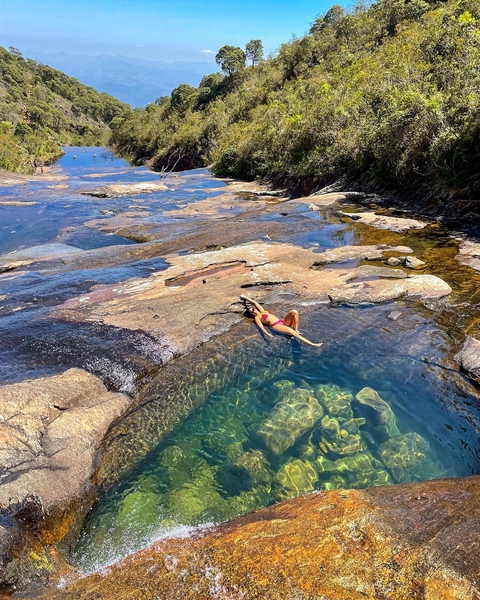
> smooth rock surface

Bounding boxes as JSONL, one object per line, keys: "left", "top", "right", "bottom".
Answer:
{"left": 328, "top": 274, "right": 452, "bottom": 304}
{"left": 313, "top": 244, "right": 414, "bottom": 264}
{"left": 81, "top": 181, "right": 168, "bottom": 198}
{"left": 55, "top": 243, "right": 451, "bottom": 357}
{"left": 32, "top": 476, "right": 480, "bottom": 600}
{"left": 454, "top": 336, "right": 480, "bottom": 384}
{"left": 0, "top": 369, "right": 129, "bottom": 510}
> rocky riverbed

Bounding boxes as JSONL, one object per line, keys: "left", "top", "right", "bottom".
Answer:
{"left": 0, "top": 148, "right": 479, "bottom": 598}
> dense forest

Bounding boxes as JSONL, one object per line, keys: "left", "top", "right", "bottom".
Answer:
{"left": 110, "top": 0, "right": 480, "bottom": 208}
{"left": 0, "top": 46, "right": 131, "bottom": 172}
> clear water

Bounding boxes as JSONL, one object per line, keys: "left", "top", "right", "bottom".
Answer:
{"left": 72, "top": 303, "right": 480, "bottom": 573}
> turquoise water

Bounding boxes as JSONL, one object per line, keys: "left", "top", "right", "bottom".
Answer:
{"left": 72, "top": 303, "right": 480, "bottom": 573}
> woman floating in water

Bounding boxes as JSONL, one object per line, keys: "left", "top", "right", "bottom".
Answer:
{"left": 240, "top": 294, "right": 323, "bottom": 347}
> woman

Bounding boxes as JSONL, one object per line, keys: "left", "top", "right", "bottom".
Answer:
{"left": 240, "top": 294, "right": 323, "bottom": 347}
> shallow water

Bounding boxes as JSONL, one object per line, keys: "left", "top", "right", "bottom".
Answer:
{"left": 1, "top": 147, "right": 479, "bottom": 577}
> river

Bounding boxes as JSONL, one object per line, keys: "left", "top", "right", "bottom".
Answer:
{"left": 0, "top": 146, "right": 479, "bottom": 583}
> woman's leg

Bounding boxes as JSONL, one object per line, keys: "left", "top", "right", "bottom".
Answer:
{"left": 272, "top": 323, "right": 322, "bottom": 347}
{"left": 283, "top": 309, "right": 299, "bottom": 331}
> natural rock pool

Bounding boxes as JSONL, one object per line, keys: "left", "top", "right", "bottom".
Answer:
{"left": 72, "top": 302, "right": 479, "bottom": 573}
{"left": 0, "top": 147, "right": 479, "bottom": 592}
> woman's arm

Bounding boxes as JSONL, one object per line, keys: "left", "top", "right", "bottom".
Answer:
{"left": 254, "top": 315, "right": 273, "bottom": 337}
{"left": 240, "top": 294, "right": 266, "bottom": 313}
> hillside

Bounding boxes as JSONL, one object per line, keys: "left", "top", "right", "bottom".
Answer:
{"left": 110, "top": 0, "right": 480, "bottom": 218}
{"left": 0, "top": 46, "right": 131, "bottom": 172}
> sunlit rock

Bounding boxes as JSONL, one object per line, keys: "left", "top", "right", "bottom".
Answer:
{"left": 354, "top": 387, "right": 401, "bottom": 439}
{"left": 378, "top": 432, "right": 441, "bottom": 483}
{"left": 273, "top": 459, "right": 318, "bottom": 500}
{"left": 256, "top": 389, "right": 324, "bottom": 455}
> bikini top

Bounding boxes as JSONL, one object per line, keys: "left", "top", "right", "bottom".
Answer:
{"left": 261, "top": 311, "right": 271, "bottom": 321}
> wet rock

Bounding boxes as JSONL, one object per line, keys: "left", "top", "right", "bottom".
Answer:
{"left": 404, "top": 256, "right": 426, "bottom": 269}
{"left": 454, "top": 336, "right": 480, "bottom": 384}
{"left": 319, "top": 452, "right": 393, "bottom": 489}
{"left": 354, "top": 387, "right": 400, "bottom": 439}
{"left": 328, "top": 274, "right": 452, "bottom": 305}
{"left": 317, "top": 415, "right": 365, "bottom": 456}
{"left": 378, "top": 432, "right": 442, "bottom": 483}
{"left": 256, "top": 388, "right": 324, "bottom": 455}
{"left": 338, "top": 211, "right": 427, "bottom": 232}
{"left": 273, "top": 459, "right": 318, "bottom": 500}
{"left": 352, "top": 265, "right": 408, "bottom": 279}
{"left": 387, "top": 311, "right": 402, "bottom": 321}
{"left": 39, "top": 476, "right": 480, "bottom": 600}
{"left": 269, "top": 379, "right": 296, "bottom": 403}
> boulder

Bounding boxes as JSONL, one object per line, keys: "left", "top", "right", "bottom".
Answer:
{"left": 0, "top": 369, "right": 129, "bottom": 585}
{"left": 337, "top": 211, "right": 427, "bottom": 232}
{"left": 454, "top": 336, "right": 480, "bottom": 384}
{"left": 256, "top": 389, "right": 324, "bottom": 455}
{"left": 386, "top": 256, "right": 402, "bottom": 266}
{"left": 315, "top": 384, "right": 354, "bottom": 420}
{"left": 354, "top": 387, "right": 400, "bottom": 439}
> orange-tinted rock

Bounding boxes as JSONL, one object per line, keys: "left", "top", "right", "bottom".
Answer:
{"left": 29, "top": 476, "right": 480, "bottom": 600}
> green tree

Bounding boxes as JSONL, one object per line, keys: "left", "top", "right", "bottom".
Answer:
{"left": 170, "top": 83, "right": 197, "bottom": 113}
{"left": 245, "top": 39, "right": 264, "bottom": 67}
{"left": 215, "top": 45, "right": 246, "bottom": 76}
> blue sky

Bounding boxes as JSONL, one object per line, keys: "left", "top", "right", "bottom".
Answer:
{"left": 1, "top": 0, "right": 344, "bottom": 62}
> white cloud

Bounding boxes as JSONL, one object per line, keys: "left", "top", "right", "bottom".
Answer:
{"left": 200, "top": 49, "right": 215, "bottom": 56}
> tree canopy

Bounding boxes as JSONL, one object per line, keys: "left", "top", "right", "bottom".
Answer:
{"left": 245, "top": 39, "right": 264, "bottom": 66}
{"left": 215, "top": 45, "right": 246, "bottom": 76}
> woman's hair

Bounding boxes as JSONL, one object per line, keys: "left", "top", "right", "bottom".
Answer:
{"left": 244, "top": 305, "right": 257, "bottom": 318}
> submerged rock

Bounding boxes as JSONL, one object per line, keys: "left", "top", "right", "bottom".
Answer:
{"left": 378, "top": 432, "right": 441, "bottom": 483}
{"left": 354, "top": 387, "right": 400, "bottom": 439}
{"left": 273, "top": 459, "right": 318, "bottom": 500}
{"left": 315, "top": 384, "right": 354, "bottom": 420}
{"left": 256, "top": 388, "right": 323, "bottom": 455}
{"left": 317, "top": 414, "right": 365, "bottom": 456}
{"left": 235, "top": 450, "right": 272, "bottom": 487}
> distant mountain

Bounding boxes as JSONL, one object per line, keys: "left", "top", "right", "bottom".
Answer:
{"left": 24, "top": 51, "right": 217, "bottom": 107}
